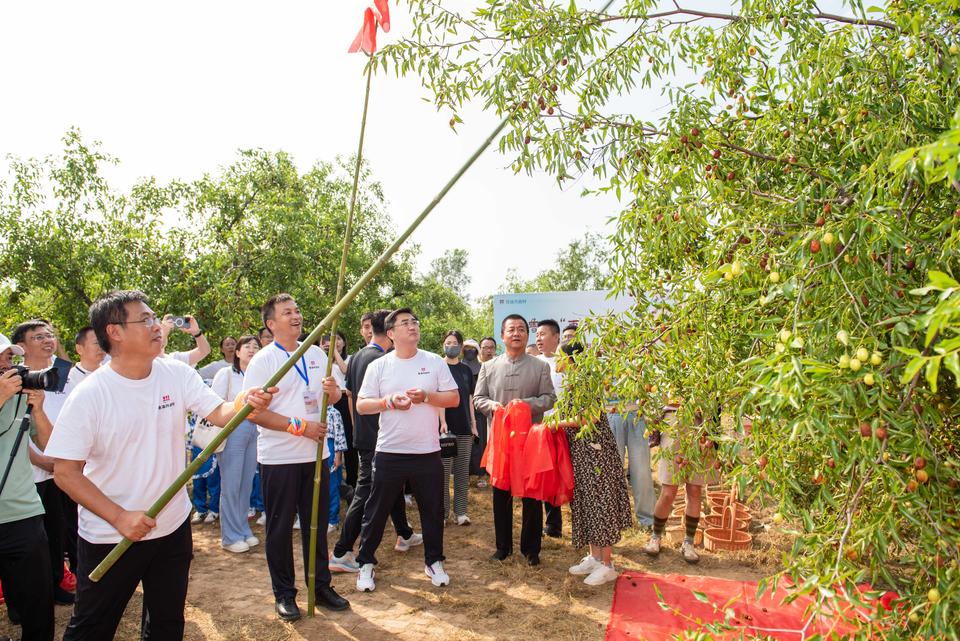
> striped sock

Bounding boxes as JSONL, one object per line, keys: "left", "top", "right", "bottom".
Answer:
{"left": 684, "top": 514, "right": 699, "bottom": 542}
{"left": 653, "top": 515, "right": 667, "bottom": 537}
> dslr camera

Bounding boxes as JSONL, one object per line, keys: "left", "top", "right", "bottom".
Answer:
{"left": 10, "top": 358, "right": 71, "bottom": 392}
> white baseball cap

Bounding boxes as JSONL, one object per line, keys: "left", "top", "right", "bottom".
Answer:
{"left": 0, "top": 333, "right": 25, "bottom": 357}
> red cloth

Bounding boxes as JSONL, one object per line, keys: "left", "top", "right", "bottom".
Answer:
{"left": 481, "top": 400, "right": 533, "bottom": 494}
{"left": 348, "top": 7, "right": 378, "bottom": 54}
{"left": 522, "top": 425, "right": 574, "bottom": 506}
{"left": 607, "top": 572, "right": 870, "bottom": 641}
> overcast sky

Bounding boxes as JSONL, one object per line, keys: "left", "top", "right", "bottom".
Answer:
{"left": 0, "top": 1, "right": 633, "bottom": 301}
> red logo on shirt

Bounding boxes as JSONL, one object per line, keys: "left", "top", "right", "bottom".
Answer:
{"left": 158, "top": 394, "right": 176, "bottom": 410}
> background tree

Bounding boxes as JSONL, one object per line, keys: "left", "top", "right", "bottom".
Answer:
{"left": 384, "top": 0, "right": 960, "bottom": 637}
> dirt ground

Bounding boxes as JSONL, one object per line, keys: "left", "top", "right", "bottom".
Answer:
{"left": 2, "top": 481, "right": 788, "bottom": 641}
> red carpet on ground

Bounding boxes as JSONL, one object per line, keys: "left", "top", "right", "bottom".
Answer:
{"left": 606, "top": 571, "right": 866, "bottom": 640}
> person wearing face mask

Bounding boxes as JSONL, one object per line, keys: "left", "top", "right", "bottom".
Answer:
{"left": 438, "top": 331, "right": 477, "bottom": 526}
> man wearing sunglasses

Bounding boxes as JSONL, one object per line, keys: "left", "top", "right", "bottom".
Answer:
{"left": 45, "top": 290, "right": 277, "bottom": 641}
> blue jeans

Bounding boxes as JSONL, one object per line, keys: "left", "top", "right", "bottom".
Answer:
{"left": 190, "top": 446, "right": 220, "bottom": 515}
{"left": 608, "top": 412, "right": 656, "bottom": 525}
{"left": 250, "top": 465, "right": 264, "bottom": 512}
{"left": 327, "top": 437, "right": 342, "bottom": 526}
{"left": 218, "top": 420, "right": 258, "bottom": 545}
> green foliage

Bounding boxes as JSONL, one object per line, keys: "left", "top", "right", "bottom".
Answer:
{"left": 0, "top": 131, "right": 472, "bottom": 358}
{"left": 384, "top": 1, "right": 960, "bottom": 637}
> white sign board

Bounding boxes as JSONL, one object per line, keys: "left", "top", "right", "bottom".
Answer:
{"left": 491, "top": 290, "right": 634, "bottom": 347}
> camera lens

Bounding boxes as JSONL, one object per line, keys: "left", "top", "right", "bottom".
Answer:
{"left": 17, "top": 365, "right": 60, "bottom": 391}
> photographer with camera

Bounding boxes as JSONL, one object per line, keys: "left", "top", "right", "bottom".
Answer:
{"left": 160, "top": 314, "right": 210, "bottom": 367}
{"left": 12, "top": 320, "right": 77, "bottom": 608}
{"left": 0, "top": 333, "right": 55, "bottom": 641}
{"left": 44, "top": 290, "right": 277, "bottom": 641}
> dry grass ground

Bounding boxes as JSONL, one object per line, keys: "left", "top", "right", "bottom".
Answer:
{"left": 1, "top": 480, "right": 790, "bottom": 641}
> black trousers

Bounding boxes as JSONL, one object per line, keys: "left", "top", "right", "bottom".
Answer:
{"left": 63, "top": 517, "right": 192, "bottom": 641}
{"left": 357, "top": 452, "right": 444, "bottom": 567}
{"left": 61, "top": 492, "right": 80, "bottom": 574}
{"left": 261, "top": 460, "right": 331, "bottom": 600}
{"left": 334, "top": 396, "right": 359, "bottom": 488}
{"left": 492, "top": 487, "right": 542, "bottom": 559}
{"left": 333, "top": 449, "right": 412, "bottom": 558}
{"left": 469, "top": 411, "right": 488, "bottom": 476}
{"left": 36, "top": 479, "right": 65, "bottom": 587}
{"left": 0, "top": 515, "right": 54, "bottom": 641}
{"left": 544, "top": 500, "right": 563, "bottom": 532}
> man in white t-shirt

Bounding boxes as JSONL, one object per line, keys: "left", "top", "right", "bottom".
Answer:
{"left": 534, "top": 319, "right": 565, "bottom": 539}
{"left": 242, "top": 294, "right": 350, "bottom": 620}
{"left": 46, "top": 290, "right": 276, "bottom": 641}
{"left": 354, "top": 308, "right": 459, "bottom": 593}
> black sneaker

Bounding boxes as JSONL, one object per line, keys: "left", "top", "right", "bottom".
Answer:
{"left": 275, "top": 597, "right": 301, "bottom": 621}
{"left": 544, "top": 526, "right": 562, "bottom": 538}
{"left": 489, "top": 549, "right": 511, "bottom": 561}
{"left": 526, "top": 555, "right": 541, "bottom": 567}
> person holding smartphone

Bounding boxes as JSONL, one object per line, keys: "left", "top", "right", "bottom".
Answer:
{"left": 160, "top": 314, "right": 211, "bottom": 368}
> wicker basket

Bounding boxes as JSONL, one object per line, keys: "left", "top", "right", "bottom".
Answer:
{"left": 703, "top": 505, "right": 753, "bottom": 552}
{"left": 666, "top": 524, "right": 703, "bottom": 545}
{"left": 704, "top": 512, "right": 750, "bottom": 531}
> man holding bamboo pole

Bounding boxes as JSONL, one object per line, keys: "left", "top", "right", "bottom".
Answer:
{"left": 242, "top": 294, "right": 350, "bottom": 620}
{"left": 46, "top": 290, "right": 277, "bottom": 641}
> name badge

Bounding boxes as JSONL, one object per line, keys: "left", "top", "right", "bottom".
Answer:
{"left": 303, "top": 390, "right": 320, "bottom": 418}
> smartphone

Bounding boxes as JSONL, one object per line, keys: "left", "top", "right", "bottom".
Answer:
{"left": 171, "top": 316, "right": 191, "bottom": 329}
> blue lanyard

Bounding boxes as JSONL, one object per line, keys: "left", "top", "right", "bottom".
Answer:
{"left": 369, "top": 343, "right": 384, "bottom": 353}
{"left": 273, "top": 342, "right": 309, "bottom": 386}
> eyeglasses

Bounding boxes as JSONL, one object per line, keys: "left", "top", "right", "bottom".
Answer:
{"left": 115, "top": 315, "right": 161, "bottom": 327}
{"left": 28, "top": 333, "right": 56, "bottom": 342}
{"left": 396, "top": 319, "right": 420, "bottom": 328}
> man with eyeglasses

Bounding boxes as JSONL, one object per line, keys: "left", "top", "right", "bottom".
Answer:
{"left": 353, "top": 308, "right": 459, "bottom": 592}
{"left": 12, "top": 320, "right": 76, "bottom": 609}
{"left": 44, "top": 290, "right": 277, "bottom": 641}
{"left": 0, "top": 332, "right": 55, "bottom": 641}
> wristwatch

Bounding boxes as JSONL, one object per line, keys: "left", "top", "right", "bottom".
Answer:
{"left": 192, "top": 330, "right": 204, "bottom": 338}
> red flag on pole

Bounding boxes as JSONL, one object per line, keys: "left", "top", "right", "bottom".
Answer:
{"left": 373, "top": 0, "right": 390, "bottom": 32}
{"left": 348, "top": 7, "right": 378, "bottom": 54}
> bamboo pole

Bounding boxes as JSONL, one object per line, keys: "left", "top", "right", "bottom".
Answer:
{"left": 306, "top": 59, "right": 373, "bottom": 615}
{"left": 89, "top": 112, "right": 511, "bottom": 583}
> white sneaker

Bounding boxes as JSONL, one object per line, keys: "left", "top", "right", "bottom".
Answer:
{"left": 327, "top": 523, "right": 336, "bottom": 535}
{"left": 644, "top": 535, "right": 662, "bottom": 557}
{"left": 425, "top": 561, "right": 450, "bottom": 587}
{"left": 329, "top": 551, "right": 360, "bottom": 573}
{"left": 293, "top": 516, "right": 300, "bottom": 530}
{"left": 583, "top": 563, "right": 619, "bottom": 586}
{"left": 404, "top": 494, "right": 413, "bottom": 507}
{"left": 245, "top": 536, "right": 260, "bottom": 547}
{"left": 456, "top": 514, "right": 471, "bottom": 526}
{"left": 395, "top": 532, "right": 423, "bottom": 552}
{"left": 256, "top": 513, "right": 267, "bottom": 526}
{"left": 680, "top": 540, "right": 700, "bottom": 564}
{"left": 222, "top": 540, "right": 250, "bottom": 553}
{"left": 204, "top": 512, "right": 219, "bottom": 524}
{"left": 356, "top": 563, "right": 376, "bottom": 592}
{"left": 247, "top": 507, "right": 257, "bottom": 519}
{"left": 569, "top": 554, "right": 603, "bottom": 576}
{"left": 190, "top": 512, "right": 206, "bottom": 525}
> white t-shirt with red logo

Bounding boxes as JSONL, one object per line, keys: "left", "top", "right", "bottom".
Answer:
{"left": 45, "top": 358, "right": 224, "bottom": 544}
{"left": 243, "top": 342, "right": 330, "bottom": 464}
{"left": 358, "top": 349, "right": 458, "bottom": 454}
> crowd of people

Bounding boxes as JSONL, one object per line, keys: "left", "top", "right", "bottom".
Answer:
{"left": 0, "top": 289, "right": 712, "bottom": 641}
